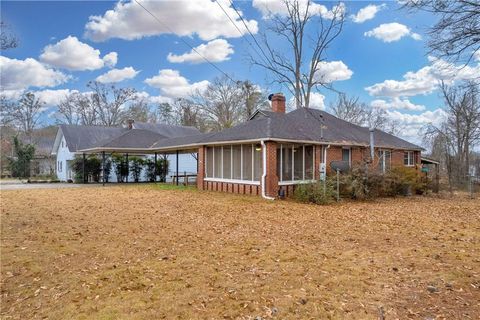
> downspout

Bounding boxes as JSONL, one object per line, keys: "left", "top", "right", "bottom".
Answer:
{"left": 323, "top": 144, "right": 330, "bottom": 165}
{"left": 261, "top": 140, "right": 275, "bottom": 200}
{"left": 369, "top": 128, "right": 375, "bottom": 161}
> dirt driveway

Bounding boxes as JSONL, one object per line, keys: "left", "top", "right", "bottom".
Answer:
{"left": 1, "top": 185, "right": 479, "bottom": 319}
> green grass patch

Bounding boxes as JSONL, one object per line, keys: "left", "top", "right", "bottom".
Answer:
{"left": 151, "top": 183, "right": 197, "bottom": 191}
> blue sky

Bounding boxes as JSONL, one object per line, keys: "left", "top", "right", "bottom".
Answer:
{"left": 1, "top": 0, "right": 479, "bottom": 144}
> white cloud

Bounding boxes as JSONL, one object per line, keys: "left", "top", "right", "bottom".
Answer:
{"left": 364, "top": 22, "right": 422, "bottom": 42}
{"left": 385, "top": 108, "right": 447, "bottom": 142}
{"left": 0, "top": 56, "right": 69, "bottom": 90}
{"left": 144, "top": 69, "right": 209, "bottom": 98}
{"left": 167, "top": 39, "right": 234, "bottom": 64}
{"left": 309, "top": 92, "right": 325, "bottom": 109}
{"left": 84, "top": 0, "right": 258, "bottom": 42}
{"left": 96, "top": 67, "right": 139, "bottom": 83}
{"left": 253, "top": 0, "right": 345, "bottom": 20}
{"left": 365, "top": 57, "right": 480, "bottom": 97}
{"left": 40, "top": 36, "right": 117, "bottom": 71}
{"left": 103, "top": 52, "right": 118, "bottom": 67}
{"left": 34, "top": 89, "right": 77, "bottom": 106}
{"left": 0, "top": 89, "right": 77, "bottom": 106}
{"left": 371, "top": 97, "right": 426, "bottom": 111}
{"left": 315, "top": 60, "right": 353, "bottom": 83}
{"left": 351, "top": 3, "right": 385, "bottom": 23}
{"left": 474, "top": 50, "right": 480, "bottom": 61}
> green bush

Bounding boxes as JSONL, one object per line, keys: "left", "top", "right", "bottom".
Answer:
{"left": 8, "top": 136, "right": 35, "bottom": 178}
{"left": 111, "top": 153, "right": 129, "bottom": 182}
{"left": 385, "top": 167, "right": 427, "bottom": 196}
{"left": 293, "top": 181, "right": 335, "bottom": 205}
{"left": 71, "top": 155, "right": 102, "bottom": 183}
{"left": 129, "top": 156, "right": 144, "bottom": 182}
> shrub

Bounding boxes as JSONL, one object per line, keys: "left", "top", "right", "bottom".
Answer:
{"left": 385, "top": 167, "right": 427, "bottom": 196}
{"left": 341, "top": 165, "right": 386, "bottom": 200}
{"left": 143, "top": 158, "right": 169, "bottom": 182}
{"left": 293, "top": 181, "right": 335, "bottom": 205}
{"left": 111, "top": 153, "right": 129, "bottom": 182}
{"left": 71, "top": 155, "right": 102, "bottom": 183}
{"left": 129, "top": 156, "right": 144, "bottom": 182}
{"left": 8, "top": 136, "right": 35, "bottom": 178}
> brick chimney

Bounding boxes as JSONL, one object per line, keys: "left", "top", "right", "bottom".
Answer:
{"left": 127, "top": 119, "right": 134, "bottom": 129}
{"left": 271, "top": 93, "right": 286, "bottom": 113}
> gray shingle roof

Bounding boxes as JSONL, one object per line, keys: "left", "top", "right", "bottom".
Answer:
{"left": 59, "top": 125, "right": 127, "bottom": 152}
{"left": 132, "top": 122, "right": 199, "bottom": 138}
{"left": 94, "top": 129, "right": 167, "bottom": 149}
{"left": 150, "top": 108, "right": 422, "bottom": 151}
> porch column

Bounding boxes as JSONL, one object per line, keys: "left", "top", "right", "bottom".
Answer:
{"left": 125, "top": 153, "right": 129, "bottom": 183}
{"left": 82, "top": 153, "right": 86, "bottom": 184}
{"left": 197, "top": 146, "right": 205, "bottom": 190}
{"left": 102, "top": 151, "right": 106, "bottom": 186}
{"left": 264, "top": 141, "right": 279, "bottom": 198}
{"left": 176, "top": 150, "right": 179, "bottom": 186}
{"left": 154, "top": 152, "right": 158, "bottom": 183}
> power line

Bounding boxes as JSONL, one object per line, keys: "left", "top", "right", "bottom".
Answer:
{"left": 221, "top": 0, "right": 294, "bottom": 95}
{"left": 227, "top": 0, "right": 272, "bottom": 69}
{"left": 134, "top": 0, "right": 236, "bottom": 83}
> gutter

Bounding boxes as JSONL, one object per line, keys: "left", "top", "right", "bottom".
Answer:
{"left": 261, "top": 140, "right": 275, "bottom": 200}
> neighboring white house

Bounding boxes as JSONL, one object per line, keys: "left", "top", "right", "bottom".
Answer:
{"left": 51, "top": 122, "right": 199, "bottom": 182}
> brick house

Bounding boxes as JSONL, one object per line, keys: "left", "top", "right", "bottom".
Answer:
{"left": 141, "top": 93, "right": 423, "bottom": 199}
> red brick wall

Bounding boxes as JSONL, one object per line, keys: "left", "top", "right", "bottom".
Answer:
{"left": 264, "top": 141, "right": 278, "bottom": 197}
{"left": 202, "top": 180, "right": 260, "bottom": 196}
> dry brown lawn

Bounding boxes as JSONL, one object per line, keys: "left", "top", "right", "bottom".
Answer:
{"left": 1, "top": 185, "right": 479, "bottom": 319}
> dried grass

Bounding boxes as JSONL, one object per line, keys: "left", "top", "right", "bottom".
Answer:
{"left": 1, "top": 186, "right": 479, "bottom": 319}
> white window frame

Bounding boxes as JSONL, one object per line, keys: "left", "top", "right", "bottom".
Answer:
{"left": 379, "top": 149, "right": 391, "bottom": 173}
{"left": 277, "top": 144, "right": 316, "bottom": 185}
{"left": 342, "top": 147, "right": 351, "bottom": 166}
{"left": 204, "top": 144, "right": 261, "bottom": 184}
{"left": 404, "top": 151, "right": 415, "bottom": 166}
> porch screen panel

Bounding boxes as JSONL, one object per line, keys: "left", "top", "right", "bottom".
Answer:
{"left": 282, "top": 145, "right": 292, "bottom": 181}
{"left": 276, "top": 146, "right": 282, "bottom": 180}
{"left": 223, "top": 146, "right": 232, "bottom": 179}
{"left": 206, "top": 147, "right": 213, "bottom": 178}
{"left": 242, "top": 144, "right": 253, "bottom": 180}
{"left": 232, "top": 145, "right": 242, "bottom": 179}
{"left": 214, "top": 146, "right": 222, "bottom": 178}
{"left": 304, "top": 145, "right": 314, "bottom": 180}
{"left": 253, "top": 146, "right": 262, "bottom": 181}
{"left": 293, "top": 145, "right": 303, "bottom": 180}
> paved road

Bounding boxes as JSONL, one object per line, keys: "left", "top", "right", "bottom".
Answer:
{"left": 0, "top": 181, "right": 107, "bottom": 190}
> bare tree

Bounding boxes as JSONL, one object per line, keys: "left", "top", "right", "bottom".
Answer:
{"left": 253, "top": 0, "right": 345, "bottom": 108}
{"left": 329, "top": 93, "right": 403, "bottom": 135}
{"left": 423, "top": 81, "right": 480, "bottom": 188}
{"left": 173, "top": 98, "right": 206, "bottom": 130}
{"left": 402, "top": 0, "right": 480, "bottom": 64}
{"left": 154, "top": 102, "right": 175, "bottom": 125}
{"left": 192, "top": 75, "right": 244, "bottom": 131}
{"left": 56, "top": 92, "right": 96, "bottom": 126}
{"left": 2, "top": 92, "right": 45, "bottom": 137}
{"left": 123, "top": 98, "right": 151, "bottom": 123}
{"left": 1, "top": 22, "right": 18, "bottom": 50}
{"left": 240, "top": 81, "right": 269, "bottom": 119}
{"left": 88, "top": 81, "right": 136, "bottom": 127}
{"left": 330, "top": 94, "right": 368, "bottom": 125}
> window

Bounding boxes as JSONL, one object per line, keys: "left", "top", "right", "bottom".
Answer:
{"left": 223, "top": 146, "right": 231, "bottom": 179}
{"left": 277, "top": 144, "right": 315, "bottom": 182}
{"left": 206, "top": 147, "right": 213, "bottom": 177}
{"left": 214, "top": 147, "right": 222, "bottom": 177}
{"left": 232, "top": 145, "right": 241, "bottom": 179}
{"left": 242, "top": 144, "right": 253, "bottom": 180}
{"left": 204, "top": 144, "right": 261, "bottom": 182}
{"left": 342, "top": 148, "right": 351, "bottom": 163}
{"left": 404, "top": 151, "right": 415, "bottom": 166}
{"left": 379, "top": 150, "right": 391, "bottom": 173}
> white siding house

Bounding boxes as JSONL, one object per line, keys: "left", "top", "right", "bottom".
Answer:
{"left": 51, "top": 122, "right": 199, "bottom": 182}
